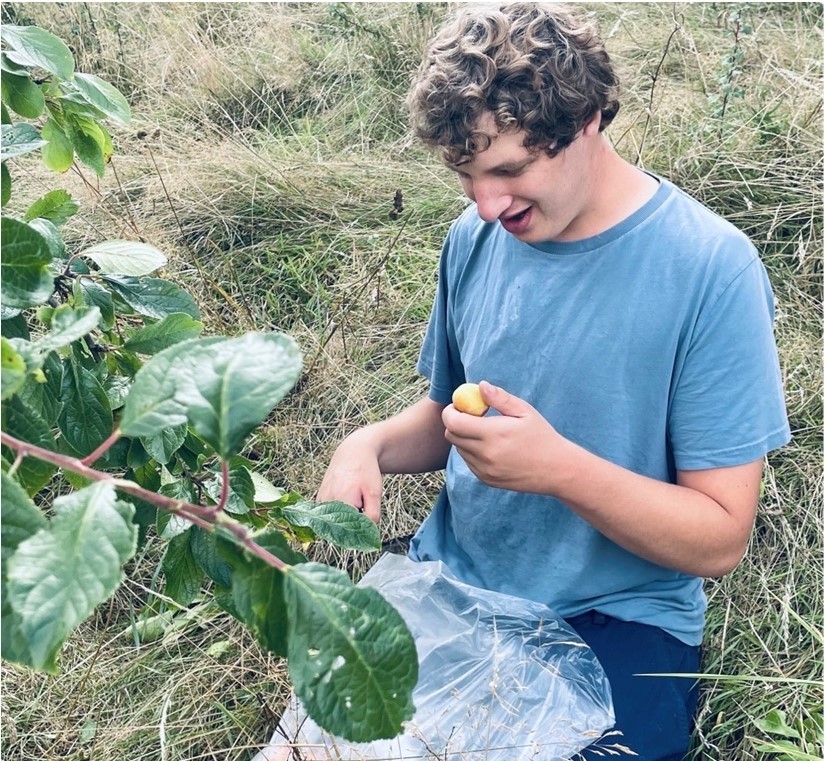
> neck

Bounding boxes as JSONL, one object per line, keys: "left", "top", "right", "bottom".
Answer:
{"left": 567, "top": 140, "right": 659, "bottom": 240}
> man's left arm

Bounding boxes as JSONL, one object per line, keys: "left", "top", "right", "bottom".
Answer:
{"left": 442, "top": 381, "right": 763, "bottom": 578}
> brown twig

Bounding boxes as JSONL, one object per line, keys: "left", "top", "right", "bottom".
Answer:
{"left": 636, "top": 14, "right": 682, "bottom": 166}
{"left": 1, "top": 432, "right": 287, "bottom": 571}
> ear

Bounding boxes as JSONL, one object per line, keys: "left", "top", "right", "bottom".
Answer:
{"left": 583, "top": 110, "right": 602, "bottom": 136}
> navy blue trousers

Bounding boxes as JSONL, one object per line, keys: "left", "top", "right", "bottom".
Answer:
{"left": 565, "top": 611, "right": 702, "bottom": 761}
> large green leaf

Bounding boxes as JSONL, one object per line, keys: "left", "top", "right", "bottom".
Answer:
{"left": 65, "top": 113, "right": 104, "bottom": 177}
{"left": 221, "top": 530, "right": 307, "bottom": 657}
{"left": 119, "top": 337, "right": 222, "bottom": 438}
{"left": 0, "top": 312, "right": 28, "bottom": 339}
{"left": 120, "top": 333, "right": 302, "bottom": 459}
{"left": 68, "top": 73, "right": 130, "bottom": 125}
{"left": 0, "top": 217, "right": 54, "bottom": 309}
{"left": 18, "top": 351, "right": 62, "bottom": 426}
{"left": 1, "top": 471, "right": 47, "bottom": 667}
{"left": 0, "top": 70, "right": 44, "bottom": 119}
{"left": 6, "top": 482, "right": 136, "bottom": 672}
{"left": 24, "top": 189, "right": 79, "bottom": 226}
{"left": 103, "top": 275, "right": 200, "bottom": 320}
{"left": 1, "top": 25, "right": 74, "bottom": 79}
{"left": 162, "top": 529, "right": 202, "bottom": 607}
{"left": 1, "top": 336, "right": 26, "bottom": 400}
{"left": 35, "top": 304, "right": 101, "bottom": 353}
{"left": 0, "top": 396, "right": 56, "bottom": 495}
{"left": 190, "top": 527, "right": 232, "bottom": 588}
{"left": 279, "top": 500, "right": 381, "bottom": 552}
{"left": 174, "top": 333, "right": 303, "bottom": 458}
{"left": 57, "top": 360, "right": 113, "bottom": 456}
{"left": 283, "top": 562, "right": 418, "bottom": 742}
{"left": 40, "top": 117, "right": 73, "bottom": 173}
{"left": 28, "top": 217, "right": 64, "bottom": 260}
{"left": 80, "top": 240, "right": 167, "bottom": 277}
{"left": 73, "top": 279, "right": 114, "bottom": 330}
{"left": 123, "top": 313, "right": 203, "bottom": 355}
{"left": 0, "top": 53, "right": 28, "bottom": 76}
{"left": 0, "top": 122, "right": 45, "bottom": 161}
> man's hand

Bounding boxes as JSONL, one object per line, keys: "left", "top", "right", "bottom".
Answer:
{"left": 442, "top": 380, "right": 569, "bottom": 494}
{"left": 316, "top": 431, "right": 384, "bottom": 524}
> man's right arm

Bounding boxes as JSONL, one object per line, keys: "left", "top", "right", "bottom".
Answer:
{"left": 315, "top": 395, "right": 450, "bottom": 523}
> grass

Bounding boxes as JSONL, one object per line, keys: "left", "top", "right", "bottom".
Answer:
{"left": 1, "top": 2, "right": 822, "bottom": 759}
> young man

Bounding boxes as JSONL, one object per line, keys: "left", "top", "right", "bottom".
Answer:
{"left": 317, "top": 4, "right": 790, "bottom": 759}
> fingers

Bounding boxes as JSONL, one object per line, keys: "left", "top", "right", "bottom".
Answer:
{"left": 441, "top": 404, "right": 485, "bottom": 440}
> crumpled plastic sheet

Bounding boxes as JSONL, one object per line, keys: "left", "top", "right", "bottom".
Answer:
{"left": 252, "top": 553, "right": 614, "bottom": 761}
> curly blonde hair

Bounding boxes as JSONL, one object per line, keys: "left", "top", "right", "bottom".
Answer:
{"left": 407, "top": 2, "right": 620, "bottom": 164}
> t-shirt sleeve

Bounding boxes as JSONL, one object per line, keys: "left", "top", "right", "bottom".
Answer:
{"left": 417, "top": 235, "right": 465, "bottom": 405}
{"left": 669, "top": 255, "right": 791, "bottom": 470}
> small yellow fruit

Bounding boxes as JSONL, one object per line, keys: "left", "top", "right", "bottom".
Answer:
{"left": 452, "top": 382, "right": 489, "bottom": 416}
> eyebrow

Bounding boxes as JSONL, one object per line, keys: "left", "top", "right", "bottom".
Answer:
{"left": 448, "top": 156, "right": 538, "bottom": 173}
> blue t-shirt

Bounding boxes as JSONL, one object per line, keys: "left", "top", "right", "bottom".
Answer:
{"left": 409, "top": 177, "right": 791, "bottom": 645}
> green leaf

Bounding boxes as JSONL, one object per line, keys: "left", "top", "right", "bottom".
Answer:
{"left": 162, "top": 529, "right": 202, "bottom": 606}
{"left": 119, "top": 337, "right": 222, "bottom": 438}
{"left": 1, "top": 25, "right": 74, "bottom": 79}
{"left": 0, "top": 122, "right": 46, "bottom": 161}
{"left": 0, "top": 54, "right": 28, "bottom": 76}
{"left": 175, "top": 333, "right": 303, "bottom": 458}
{"left": 1, "top": 313, "right": 28, "bottom": 340}
{"left": 1, "top": 162, "right": 10, "bottom": 205}
{"left": 0, "top": 70, "right": 44, "bottom": 119}
{"left": 250, "top": 471, "right": 285, "bottom": 504}
{"left": 18, "top": 351, "right": 62, "bottom": 426}
{"left": 205, "top": 464, "right": 255, "bottom": 515}
{"left": 69, "top": 73, "right": 130, "bottom": 126}
{"left": 278, "top": 500, "right": 381, "bottom": 551}
{"left": 0, "top": 217, "right": 54, "bottom": 309}
{"left": 28, "top": 217, "right": 65, "bottom": 260}
{"left": 189, "top": 333, "right": 303, "bottom": 458}
{"left": 123, "top": 313, "right": 203, "bottom": 355}
{"left": 1, "top": 396, "right": 56, "bottom": 495}
{"left": 40, "top": 117, "right": 73, "bottom": 173}
{"left": 190, "top": 527, "right": 232, "bottom": 587}
{"left": 1, "top": 470, "right": 47, "bottom": 667}
{"left": 141, "top": 423, "right": 187, "bottom": 465}
{"left": 751, "top": 740, "right": 820, "bottom": 760}
{"left": 24, "top": 189, "right": 79, "bottom": 226}
{"left": 221, "top": 530, "right": 307, "bottom": 657}
{"left": 755, "top": 710, "right": 803, "bottom": 739}
{"left": 283, "top": 562, "right": 418, "bottom": 742}
{"left": 65, "top": 113, "right": 104, "bottom": 177}
{"left": 80, "top": 240, "right": 167, "bottom": 277}
{"left": 1, "top": 337, "right": 27, "bottom": 400}
{"left": 57, "top": 360, "right": 113, "bottom": 456}
{"left": 6, "top": 482, "right": 136, "bottom": 672}
{"left": 73, "top": 279, "right": 114, "bottom": 331}
{"left": 101, "top": 374, "right": 131, "bottom": 412}
{"left": 103, "top": 275, "right": 200, "bottom": 320}
{"left": 35, "top": 304, "right": 101, "bottom": 353}
{"left": 120, "top": 333, "right": 302, "bottom": 459}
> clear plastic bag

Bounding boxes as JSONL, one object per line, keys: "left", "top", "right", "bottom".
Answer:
{"left": 254, "top": 553, "right": 614, "bottom": 760}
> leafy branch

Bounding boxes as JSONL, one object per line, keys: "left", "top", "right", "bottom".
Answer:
{"left": 1, "top": 22, "right": 417, "bottom": 743}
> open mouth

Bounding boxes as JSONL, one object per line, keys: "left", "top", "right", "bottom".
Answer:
{"left": 504, "top": 208, "right": 529, "bottom": 221}
{"left": 499, "top": 206, "right": 533, "bottom": 234}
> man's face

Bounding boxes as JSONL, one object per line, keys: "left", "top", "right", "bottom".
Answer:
{"left": 449, "top": 112, "right": 601, "bottom": 244}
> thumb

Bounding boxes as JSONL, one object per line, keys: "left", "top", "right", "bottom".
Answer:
{"left": 479, "top": 381, "right": 533, "bottom": 418}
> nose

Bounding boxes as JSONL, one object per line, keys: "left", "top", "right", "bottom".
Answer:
{"left": 465, "top": 178, "right": 513, "bottom": 223}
